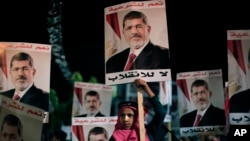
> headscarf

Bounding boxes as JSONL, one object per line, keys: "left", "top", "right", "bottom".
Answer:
{"left": 111, "top": 101, "right": 150, "bottom": 141}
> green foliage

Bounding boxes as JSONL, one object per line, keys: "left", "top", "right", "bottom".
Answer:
{"left": 88, "top": 75, "right": 98, "bottom": 83}
{"left": 49, "top": 71, "right": 99, "bottom": 130}
{"left": 70, "top": 71, "right": 84, "bottom": 85}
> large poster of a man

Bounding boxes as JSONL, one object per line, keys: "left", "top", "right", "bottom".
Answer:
{"left": 177, "top": 69, "right": 226, "bottom": 137}
{"left": 0, "top": 42, "right": 51, "bottom": 112}
{"left": 105, "top": 0, "right": 171, "bottom": 85}
{"left": 227, "top": 30, "right": 250, "bottom": 126}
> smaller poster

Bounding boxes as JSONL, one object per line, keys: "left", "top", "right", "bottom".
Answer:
{"left": 72, "top": 116, "right": 117, "bottom": 141}
{"left": 0, "top": 95, "right": 45, "bottom": 141}
{"left": 176, "top": 69, "right": 226, "bottom": 137}
{"left": 72, "top": 82, "right": 113, "bottom": 117}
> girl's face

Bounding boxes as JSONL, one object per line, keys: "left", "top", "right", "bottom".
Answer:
{"left": 119, "top": 108, "right": 135, "bottom": 129}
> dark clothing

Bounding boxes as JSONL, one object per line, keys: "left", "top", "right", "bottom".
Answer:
{"left": 109, "top": 96, "right": 168, "bottom": 141}
{"left": 75, "top": 111, "right": 106, "bottom": 117}
{"left": 180, "top": 104, "right": 226, "bottom": 127}
{"left": 106, "top": 41, "right": 171, "bottom": 73}
{"left": 229, "top": 89, "right": 250, "bottom": 113}
{"left": 0, "top": 84, "right": 49, "bottom": 111}
{"left": 227, "top": 89, "right": 250, "bottom": 141}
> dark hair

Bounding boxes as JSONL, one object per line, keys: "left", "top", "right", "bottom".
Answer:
{"left": 122, "top": 11, "right": 148, "bottom": 28}
{"left": 10, "top": 52, "right": 34, "bottom": 68}
{"left": 191, "top": 79, "right": 209, "bottom": 93}
{"left": 84, "top": 90, "right": 100, "bottom": 100}
{"left": 88, "top": 126, "right": 108, "bottom": 141}
{"left": 49, "top": 130, "right": 67, "bottom": 141}
{"left": 118, "top": 101, "right": 138, "bottom": 109}
{"left": 0, "top": 114, "right": 23, "bottom": 136}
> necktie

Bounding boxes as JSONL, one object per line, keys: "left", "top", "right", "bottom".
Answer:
{"left": 13, "top": 94, "right": 21, "bottom": 101}
{"left": 124, "top": 53, "right": 136, "bottom": 71}
{"left": 194, "top": 114, "right": 202, "bottom": 126}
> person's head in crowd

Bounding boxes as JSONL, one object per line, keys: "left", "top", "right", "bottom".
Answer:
{"left": 117, "top": 101, "right": 138, "bottom": 130}
{"left": 191, "top": 79, "right": 212, "bottom": 113}
{"left": 88, "top": 126, "right": 108, "bottom": 141}
{"left": 9, "top": 52, "right": 36, "bottom": 92}
{"left": 49, "top": 129, "right": 67, "bottom": 141}
{"left": 112, "top": 100, "right": 150, "bottom": 141}
{"left": 0, "top": 114, "right": 23, "bottom": 141}
{"left": 122, "top": 11, "right": 151, "bottom": 50}
{"left": 84, "top": 90, "right": 102, "bottom": 117}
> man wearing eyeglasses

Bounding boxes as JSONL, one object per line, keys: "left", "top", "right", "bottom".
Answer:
{"left": 0, "top": 52, "right": 49, "bottom": 141}
{"left": 0, "top": 52, "right": 49, "bottom": 111}
{"left": 180, "top": 79, "right": 226, "bottom": 127}
{"left": 0, "top": 114, "right": 23, "bottom": 141}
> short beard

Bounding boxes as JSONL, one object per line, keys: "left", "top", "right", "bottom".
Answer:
{"left": 129, "top": 40, "right": 144, "bottom": 49}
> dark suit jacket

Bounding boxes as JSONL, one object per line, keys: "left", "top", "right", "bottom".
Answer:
{"left": 106, "top": 41, "right": 171, "bottom": 73}
{"left": 227, "top": 89, "right": 250, "bottom": 140}
{"left": 180, "top": 104, "right": 226, "bottom": 127}
{"left": 75, "top": 111, "right": 106, "bottom": 117}
{"left": 229, "top": 89, "right": 250, "bottom": 113}
{"left": 0, "top": 84, "right": 49, "bottom": 111}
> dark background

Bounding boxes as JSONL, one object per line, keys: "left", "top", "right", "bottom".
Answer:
{"left": 0, "top": 1, "right": 250, "bottom": 140}
{"left": 0, "top": 0, "right": 250, "bottom": 103}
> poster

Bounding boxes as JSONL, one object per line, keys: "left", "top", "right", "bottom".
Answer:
{"left": 104, "top": 0, "right": 171, "bottom": 85}
{"left": 0, "top": 96, "right": 45, "bottom": 141}
{"left": 72, "top": 82, "right": 113, "bottom": 117}
{"left": 177, "top": 69, "right": 226, "bottom": 137}
{"left": 0, "top": 42, "right": 51, "bottom": 114}
{"left": 227, "top": 30, "right": 250, "bottom": 126}
{"left": 72, "top": 116, "right": 117, "bottom": 141}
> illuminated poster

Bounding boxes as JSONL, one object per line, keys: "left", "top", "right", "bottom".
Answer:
{"left": 72, "top": 82, "right": 113, "bottom": 117}
{"left": 0, "top": 42, "right": 51, "bottom": 114}
{"left": 104, "top": 0, "right": 171, "bottom": 85}
{"left": 0, "top": 96, "right": 45, "bottom": 141}
{"left": 177, "top": 69, "right": 226, "bottom": 137}
{"left": 72, "top": 116, "right": 117, "bottom": 141}
{"left": 227, "top": 30, "right": 250, "bottom": 125}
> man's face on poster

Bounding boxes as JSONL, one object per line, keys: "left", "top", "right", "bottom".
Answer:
{"left": 84, "top": 95, "right": 102, "bottom": 116}
{"left": 123, "top": 18, "right": 151, "bottom": 49}
{"left": 89, "top": 133, "right": 107, "bottom": 141}
{"left": 9, "top": 60, "right": 36, "bottom": 91}
{"left": 0, "top": 123, "right": 22, "bottom": 141}
{"left": 191, "top": 85, "right": 211, "bottom": 111}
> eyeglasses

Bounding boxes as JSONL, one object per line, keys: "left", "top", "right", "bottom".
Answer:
{"left": 0, "top": 133, "right": 19, "bottom": 141}
{"left": 11, "top": 67, "right": 32, "bottom": 72}
{"left": 191, "top": 90, "right": 209, "bottom": 96}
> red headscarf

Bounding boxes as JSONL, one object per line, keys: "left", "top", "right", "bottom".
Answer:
{"left": 111, "top": 104, "right": 150, "bottom": 141}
